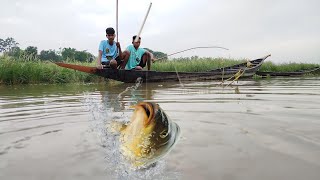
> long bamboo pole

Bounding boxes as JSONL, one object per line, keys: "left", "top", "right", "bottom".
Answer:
{"left": 116, "top": 0, "right": 119, "bottom": 42}
{"left": 134, "top": 2, "right": 153, "bottom": 42}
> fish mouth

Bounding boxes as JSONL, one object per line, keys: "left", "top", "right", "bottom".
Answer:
{"left": 137, "top": 102, "right": 157, "bottom": 126}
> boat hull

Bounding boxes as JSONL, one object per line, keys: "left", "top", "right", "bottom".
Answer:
{"left": 95, "top": 68, "right": 258, "bottom": 83}
{"left": 55, "top": 55, "right": 270, "bottom": 83}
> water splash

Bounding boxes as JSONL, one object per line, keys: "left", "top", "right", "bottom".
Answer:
{"left": 82, "top": 78, "right": 180, "bottom": 179}
{"left": 174, "top": 66, "right": 184, "bottom": 88}
{"left": 117, "top": 77, "right": 143, "bottom": 99}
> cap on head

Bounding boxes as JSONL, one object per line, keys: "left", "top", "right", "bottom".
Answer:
{"left": 106, "top": 27, "right": 115, "bottom": 35}
{"left": 132, "top": 35, "right": 141, "bottom": 42}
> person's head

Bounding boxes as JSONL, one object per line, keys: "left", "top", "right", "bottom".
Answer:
{"left": 106, "top": 27, "right": 115, "bottom": 42}
{"left": 132, "top": 35, "right": 141, "bottom": 49}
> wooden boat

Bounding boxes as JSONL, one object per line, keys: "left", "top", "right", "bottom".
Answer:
{"left": 256, "top": 67, "right": 320, "bottom": 77}
{"left": 55, "top": 55, "right": 270, "bottom": 83}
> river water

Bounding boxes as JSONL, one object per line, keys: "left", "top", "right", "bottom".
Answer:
{"left": 0, "top": 77, "right": 320, "bottom": 180}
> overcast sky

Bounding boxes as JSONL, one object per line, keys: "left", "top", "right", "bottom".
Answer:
{"left": 1, "top": 0, "right": 320, "bottom": 63}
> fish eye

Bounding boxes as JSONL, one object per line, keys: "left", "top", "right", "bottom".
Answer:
{"left": 159, "top": 130, "right": 168, "bottom": 138}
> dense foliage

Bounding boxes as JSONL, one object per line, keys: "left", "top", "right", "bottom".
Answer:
{"left": 1, "top": 37, "right": 318, "bottom": 85}
{"left": 0, "top": 37, "right": 95, "bottom": 62}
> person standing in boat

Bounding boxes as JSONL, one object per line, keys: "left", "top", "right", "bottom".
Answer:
{"left": 120, "top": 35, "right": 155, "bottom": 71}
{"left": 97, "top": 27, "right": 123, "bottom": 69}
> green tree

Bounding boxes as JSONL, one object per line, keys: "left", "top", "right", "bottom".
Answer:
{"left": 75, "top": 50, "right": 94, "bottom": 62}
{"left": 25, "top": 46, "right": 38, "bottom": 56}
{"left": 0, "top": 37, "right": 19, "bottom": 53}
{"left": 39, "top": 49, "right": 61, "bottom": 61}
{"left": 144, "top": 48, "right": 154, "bottom": 54}
{"left": 75, "top": 50, "right": 88, "bottom": 62}
{"left": 61, "top": 47, "right": 94, "bottom": 62}
{"left": 61, "top": 47, "right": 76, "bottom": 60}
{"left": 7, "top": 46, "right": 22, "bottom": 58}
{"left": 144, "top": 48, "right": 168, "bottom": 60}
{"left": 153, "top": 51, "right": 168, "bottom": 60}
{"left": 0, "top": 38, "right": 4, "bottom": 52}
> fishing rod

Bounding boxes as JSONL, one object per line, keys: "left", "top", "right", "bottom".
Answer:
{"left": 154, "top": 46, "right": 229, "bottom": 62}
{"left": 116, "top": 0, "right": 119, "bottom": 42}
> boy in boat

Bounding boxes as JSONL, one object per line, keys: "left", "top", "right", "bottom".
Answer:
{"left": 120, "top": 35, "right": 155, "bottom": 71}
{"left": 97, "top": 27, "right": 123, "bottom": 69}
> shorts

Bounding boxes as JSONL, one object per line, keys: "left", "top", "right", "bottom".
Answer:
{"left": 138, "top": 53, "right": 147, "bottom": 68}
{"left": 101, "top": 56, "right": 123, "bottom": 68}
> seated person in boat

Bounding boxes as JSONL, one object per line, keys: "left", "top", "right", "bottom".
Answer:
{"left": 97, "top": 27, "right": 123, "bottom": 69}
{"left": 120, "top": 35, "right": 155, "bottom": 71}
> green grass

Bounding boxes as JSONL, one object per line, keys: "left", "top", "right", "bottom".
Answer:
{"left": 153, "top": 57, "right": 244, "bottom": 72}
{"left": 1, "top": 56, "right": 319, "bottom": 85}
{"left": 153, "top": 57, "right": 320, "bottom": 74}
{"left": 259, "top": 61, "right": 319, "bottom": 73}
{"left": 0, "top": 56, "right": 103, "bottom": 85}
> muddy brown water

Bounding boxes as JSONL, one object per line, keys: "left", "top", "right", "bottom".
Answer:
{"left": 0, "top": 77, "right": 320, "bottom": 180}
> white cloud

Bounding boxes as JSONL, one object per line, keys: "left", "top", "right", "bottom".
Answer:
{"left": 0, "top": 17, "right": 24, "bottom": 25}
{"left": 0, "top": 0, "right": 320, "bottom": 63}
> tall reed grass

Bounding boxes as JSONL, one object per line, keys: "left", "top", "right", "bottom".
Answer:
{"left": 153, "top": 57, "right": 319, "bottom": 73}
{"left": 259, "top": 61, "right": 319, "bottom": 73}
{"left": 0, "top": 56, "right": 102, "bottom": 85}
{"left": 1, "top": 56, "right": 319, "bottom": 85}
{"left": 152, "top": 57, "right": 244, "bottom": 72}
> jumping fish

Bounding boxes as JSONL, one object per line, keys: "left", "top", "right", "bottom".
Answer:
{"left": 111, "top": 102, "right": 180, "bottom": 169}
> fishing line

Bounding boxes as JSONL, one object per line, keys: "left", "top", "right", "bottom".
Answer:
{"left": 117, "top": 77, "right": 143, "bottom": 100}
{"left": 155, "top": 46, "right": 229, "bottom": 61}
{"left": 154, "top": 46, "right": 229, "bottom": 87}
{"left": 174, "top": 66, "right": 184, "bottom": 88}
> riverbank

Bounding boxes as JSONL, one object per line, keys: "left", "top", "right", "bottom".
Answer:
{"left": 152, "top": 57, "right": 320, "bottom": 73}
{"left": 1, "top": 56, "right": 319, "bottom": 85}
{"left": 0, "top": 56, "right": 104, "bottom": 85}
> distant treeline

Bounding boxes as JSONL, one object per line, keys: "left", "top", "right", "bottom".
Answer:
{"left": 0, "top": 37, "right": 95, "bottom": 62}
{"left": 0, "top": 37, "right": 168, "bottom": 62}
{"left": 144, "top": 48, "right": 168, "bottom": 61}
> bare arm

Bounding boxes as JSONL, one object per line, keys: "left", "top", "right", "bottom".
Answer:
{"left": 97, "top": 50, "right": 103, "bottom": 69}
{"left": 146, "top": 51, "right": 156, "bottom": 62}
{"left": 116, "top": 42, "right": 123, "bottom": 59}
